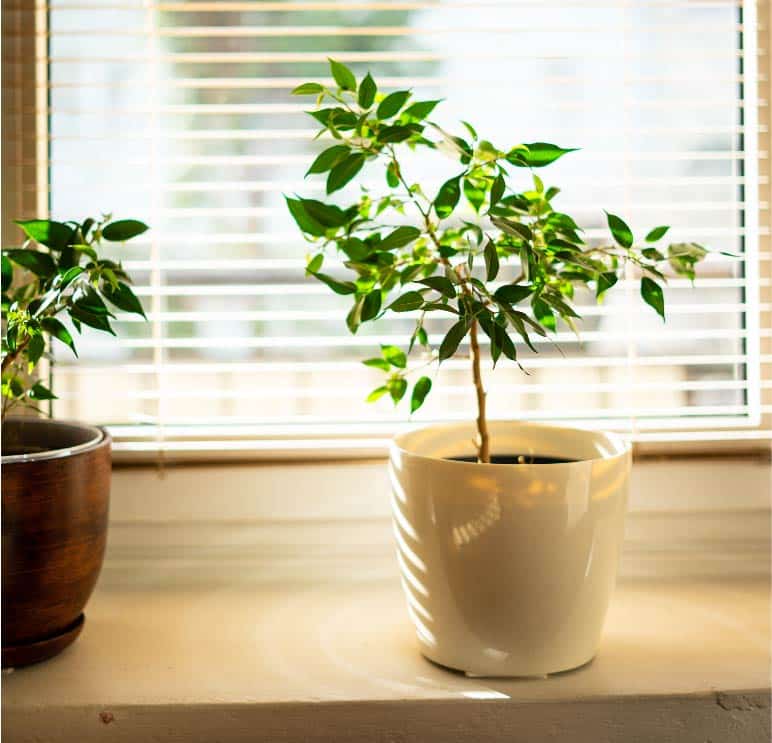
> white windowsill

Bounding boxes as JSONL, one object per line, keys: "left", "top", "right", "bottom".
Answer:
{"left": 3, "top": 576, "right": 769, "bottom": 743}
{"left": 3, "top": 457, "right": 770, "bottom": 742}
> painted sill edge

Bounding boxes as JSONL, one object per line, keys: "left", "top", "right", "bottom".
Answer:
{"left": 5, "top": 689, "right": 771, "bottom": 743}
{"left": 109, "top": 436, "right": 772, "bottom": 467}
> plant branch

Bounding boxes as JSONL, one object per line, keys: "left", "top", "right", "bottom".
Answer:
{"left": 1, "top": 336, "right": 29, "bottom": 374}
{"left": 389, "top": 148, "right": 490, "bottom": 462}
{"left": 469, "top": 317, "right": 490, "bottom": 463}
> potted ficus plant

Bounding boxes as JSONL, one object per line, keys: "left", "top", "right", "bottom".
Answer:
{"left": 1, "top": 216, "right": 147, "bottom": 667}
{"left": 289, "top": 61, "right": 708, "bottom": 676}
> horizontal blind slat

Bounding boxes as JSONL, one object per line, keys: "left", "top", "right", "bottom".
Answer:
{"left": 54, "top": 354, "right": 753, "bottom": 375}
{"left": 12, "top": 23, "right": 751, "bottom": 37}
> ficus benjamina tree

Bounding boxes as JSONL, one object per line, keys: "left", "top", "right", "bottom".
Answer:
{"left": 1, "top": 216, "right": 148, "bottom": 421}
{"left": 289, "top": 60, "right": 709, "bottom": 463}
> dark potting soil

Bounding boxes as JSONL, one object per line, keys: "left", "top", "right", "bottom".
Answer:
{"left": 449, "top": 454, "right": 578, "bottom": 465}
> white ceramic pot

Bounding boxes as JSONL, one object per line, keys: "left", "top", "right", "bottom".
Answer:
{"left": 389, "top": 420, "right": 631, "bottom": 677}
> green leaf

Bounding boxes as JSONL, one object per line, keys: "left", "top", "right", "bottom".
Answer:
{"left": 668, "top": 242, "right": 707, "bottom": 263}
{"left": 29, "top": 381, "right": 57, "bottom": 401}
{"left": 326, "top": 153, "right": 365, "bottom": 194}
{"left": 484, "top": 240, "right": 500, "bottom": 281}
{"left": 6, "top": 324, "right": 17, "bottom": 353}
{"left": 4, "top": 375, "right": 24, "bottom": 398}
{"left": 399, "top": 264, "right": 423, "bottom": 285}
{"left": 410, "top": 376, "right": 432, "bottom": 413}
{"left": 74, "top": 286, "right": 113, "bottom": 316}
{"left": 15, "top": 219, "right": 73, "bottom": 250}
{"left": 308, "top": 107, "right": 357, "bottom": 131}
{"left": 641, "top": 247, "right": 665, "bottom": 262}
{"left": 460, "top": 120, "right": 478, "bottom": 140}
{"left": 667, "top": 242, "right": 707, "bottom": 279}
{"left": 312, "top": 272, "right": 357, "bottom": 295}
{"left": 306, "top": 145, "right": 351, "bottom": 176}
{"left": 388, "top": 377, "right": 408, "bottom": 404}
{"left": 2, "top": 254, "right": 12, "bottom": 292}
{"left": 378, "top": 125, "right": 417, "bottom": 143}
{"left": 80, "top": 218, "right": 95, "bottom": 239}
{"left": 497, "top": 325, "right": 517, "bottom": 362}
{"left": 102, "top": 219, "right": 149, "bottom": 242}
{"left": 363, "top": 357, "right": 390, "bottom": 372}
{"left": 422, "top": 302, "right": 458, "bottom": 314}
{"left": 300, "top": 198, "right": 349, "bottom": 227}
{"left": 506, "top": 142, "right": 578, "bottom": 168}
{"left": 71, "top": 244, "right": 97, "bottom": 262}
{"left": 381, "top": 344, "right": 407, "bottom": 368}
{"left": 339, "top": 238, "right": 369, "bottom": 261}
{"left": 27, "top": 333, "right": 45, "bottom": 367}
{"left": 103, "top": 281, "right": 146, "bottom": 318}
{"left": 379, "top": 226, "right": 421, "bottom": 251}
{"left": 417, "top": 276, "right": 456, "bottom": 299}
{"left": 346, "top": 296, "right": 364, "bottom": 334}
{"left": 376, "top": 90, "right": 411, "bottom": 119}
{"left": 489, "top": 173, "right": 505, "bottom": 207}
{"left": 505, "top": 311, "right": 538, "bottom": 352}
{"left": 386, "top": 161, "right": 400, "bottom": 188}
{"left": 69, "top": 305, "right": 114, "bottom": 334}
{"left": 388, "top": 291, "right": 424, "bottom": 312}
{"left": 40, "top": 317, "right": 77, "bottom": 356}
{"left": 463, "top": 177, "right": 486, "bottom": 213}
{"left": 532, "top": 297, "right": 556, "bottom": 332}
{"left": 409, "top": 324, "right": 428, "bottom": 353}
{"left": 306, "top": 254, "right": 324, "bottom": 274}
{"left": 329, "top": 58, "right": 357, "bottom": 91}
{"left": 6, "top": 249, "right": 56, "bottom": 278}
{"left": 434, "top": 176, "right": 461, "bottom": 219}
{"left": 491, "top": 217, "right": 532, "bottom": 241}
{"left": 494, "top": 283, "right": 532, "bottom": 305}
{"left": 366, "top": 386, "right": 389, "bottom": 403}
{"left": 402, "top": 99, "right": 440, "bottom": 119}
{"left": 358, "top": 72, "right": 377, "bottom": 107}
{"left": 439, "top": 320, "right": 468, "bottom": 360}
{"left": 640, "top": 276, "right": 665, "bottom": 319}
{"left": 605, "top": 212, "right": 634, "bottom": 249}
{"left": 645, "top": 225, "right": 670, "bottom": 243}
{"left": 285, "top": 196, "right": 326, "bottom": 237}
{"left": 59, "top": 265, "right": 84, "bottom": 289}
{"left": 361, "top": 290, "right": 382, "bottom": 322}
{"left": 542, "top": 291, "right": 580, "bottom": 320}
{"left": 292, "top": 82, "right": 324, "bottom": 96}
{"left": 480, "top": 317, "right": 516, "bottom": 365}
{"left": 596, "top": 272, "right": 618, "bottom": 298}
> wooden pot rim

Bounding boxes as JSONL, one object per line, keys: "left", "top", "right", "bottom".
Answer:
{"left": 2, "top": 417, "right": 108, "bottom": 464}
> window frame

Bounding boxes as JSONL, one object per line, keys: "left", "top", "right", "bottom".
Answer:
{"left": 2, "top": 0, "right": 770, "bottom": 464}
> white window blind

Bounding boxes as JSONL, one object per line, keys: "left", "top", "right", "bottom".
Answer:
{"left": 3, "top": 0, "right": 771, "bottom": 458}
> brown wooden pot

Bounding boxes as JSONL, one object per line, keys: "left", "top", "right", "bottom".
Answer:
{"left": 2, "top": 417, "right": 111, "bottom": 667}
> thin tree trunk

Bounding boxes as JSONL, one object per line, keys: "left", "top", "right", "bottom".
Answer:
{"left": 1, "top": 337, "right": 28, "bottom": 374}
{"left": 469, "top": 319, "right": 490, "bottom": 463}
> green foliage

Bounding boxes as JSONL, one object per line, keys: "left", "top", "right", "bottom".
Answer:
{"left": 288, "top": 60, "right": 709, "bottom": 416}
{"left": 2, "top": 215, "right": 148, "bottom": 419}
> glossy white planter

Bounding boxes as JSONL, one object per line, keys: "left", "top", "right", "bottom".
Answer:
{"left": 389, "top": 420, "right": 631, "bottom": 677}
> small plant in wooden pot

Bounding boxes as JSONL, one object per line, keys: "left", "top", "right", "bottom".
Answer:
{"left": 1, "top": 216, "right": 147, "bottom": 667}
{"left": 289, "top": 61, "right": 708, "bottom": 676}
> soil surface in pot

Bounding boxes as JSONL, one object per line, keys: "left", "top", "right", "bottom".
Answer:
{"left": 450, "top": 454, "right": 578, "bottom": 464}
